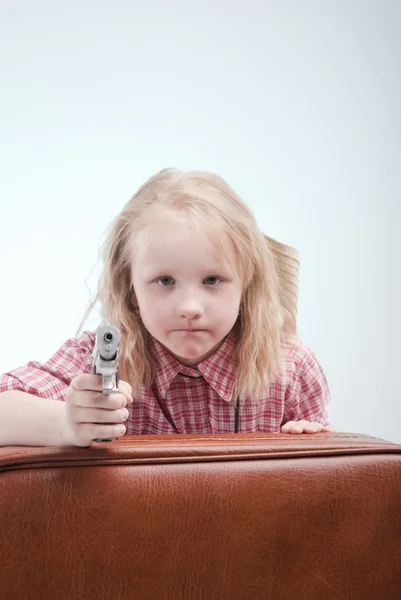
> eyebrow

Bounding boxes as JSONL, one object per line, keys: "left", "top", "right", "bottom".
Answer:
{"left": 141, "top": 265, "right": 230, "bottom": 275}
{"left": 141, "top": 264, "right": 231, "bottom": 277}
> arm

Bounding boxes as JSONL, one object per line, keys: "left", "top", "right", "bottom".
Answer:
{"left": 280, "top": 341, "right": 334, "bottom": 434}
{"left": 0, "top": 390, "right": 70, "bottom": 446}
{"left": 0, "top": 331, "right": 95, "bottom": 447}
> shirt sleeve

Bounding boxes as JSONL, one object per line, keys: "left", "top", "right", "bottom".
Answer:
{"left": 0, "top": 331, "right": 95, "bottom": 401}
{"left": 282, "top": 342, "right": 332, "bottom": 428}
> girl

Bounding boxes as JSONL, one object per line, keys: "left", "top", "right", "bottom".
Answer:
{"left": 0, "top": 169, "right": 333, "bottom": 447}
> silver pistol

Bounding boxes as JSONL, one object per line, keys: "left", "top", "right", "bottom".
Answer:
{"left": 91, "top": 323, "right": 121, "bottom": 442}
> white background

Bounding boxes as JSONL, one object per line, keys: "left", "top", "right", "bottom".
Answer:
{"left": 1, "top": 1, "right": 400, "bottom": 442}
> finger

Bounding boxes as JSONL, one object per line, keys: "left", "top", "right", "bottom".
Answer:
{"left": 288, "top": 426, "right": 304, "bottom": 434}
{"left": 282, "top": 420, "right": 312, "bottom": 434}
{"left": 70, "top": 390, "right": 130, "bottom": 410}
{"left": 302, "top": 421, "right": 323, "bottom": 433}
{"left": 281, "top": 421, "right": 299, "bottom": 433}
{"left": 73, "top": 423, "right": 127, "bottom": 446}
{"left": 290, "top": 420, "right": 317, "bottom": 433}
{"left": 71, "top": 375, "right": 133, "bottom": 404}
{"left": 73, "top": 405, "right": 130, "bottom": 424}
{"left": 71, "top": 374, "right": 104, "bottom": 393}
{"left": 118, "top": 380, "right": 134, "bottom": 404}
{"left": 321, "top": 425, "right": 335, "bottom": 432}
{"left": 71, "top": 373, "right": 132, "bottom": 400}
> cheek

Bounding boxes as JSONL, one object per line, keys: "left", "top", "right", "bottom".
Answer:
{"left": 220, "top": 289, "right": 242, "bottom": 310}
{"left": 140, "top": 295, "right": 169, "bottom": 324}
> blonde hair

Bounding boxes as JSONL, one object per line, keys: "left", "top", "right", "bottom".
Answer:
{"left": 77, "top": 168, "right": 298, "bottom": 403}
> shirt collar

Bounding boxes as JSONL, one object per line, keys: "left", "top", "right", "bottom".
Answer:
{"left": 150, "top": 330, "right": 238, "bottom": 403}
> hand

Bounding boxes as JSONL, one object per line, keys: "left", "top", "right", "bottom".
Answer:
{"left": 62, "top": 374, "right": 133, "bottom": 447}
{"left": 281, "top": 420, "right": 335, "bottom": 434}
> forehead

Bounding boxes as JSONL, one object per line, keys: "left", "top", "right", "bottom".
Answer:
{"left": 132, "top": 220, "right": 240, "bottom": 273}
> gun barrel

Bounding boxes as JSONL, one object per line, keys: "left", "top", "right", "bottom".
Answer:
{"left": 91, "top": 324, "right": 122, "bottom": 443}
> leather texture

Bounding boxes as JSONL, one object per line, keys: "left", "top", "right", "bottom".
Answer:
{"left": 1, "top": 432, "right": 400, "bottom": 599}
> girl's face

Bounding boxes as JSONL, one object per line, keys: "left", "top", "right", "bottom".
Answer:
{"left": 130, "top": 220, "right": 243, "bottom": 366}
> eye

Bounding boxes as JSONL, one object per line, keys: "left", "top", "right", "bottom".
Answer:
{"left": 154, "top": 276, "right": 223, "bottom": 286}
{"left": 156, "top": 277, "right": 174, "bottom": 286}
{"left": 204, "top": 276, "right": 222, "bottom": 285}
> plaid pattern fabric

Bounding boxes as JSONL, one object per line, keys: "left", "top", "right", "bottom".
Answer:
{"left": 0, "top": 330, "right": 331, "bottom": 434}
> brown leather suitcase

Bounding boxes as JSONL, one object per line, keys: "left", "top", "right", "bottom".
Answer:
{"left": 1, "top": 432, "right": 400, "bottom": 599}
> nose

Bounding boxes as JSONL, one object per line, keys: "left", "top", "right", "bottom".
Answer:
{"left": 176, "top": 296, "right": 204, "bottom": 320}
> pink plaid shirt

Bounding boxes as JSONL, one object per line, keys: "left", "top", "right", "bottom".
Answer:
{"left": 0, "top": 330, "right": 331, "bottom": 434}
